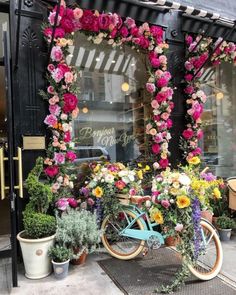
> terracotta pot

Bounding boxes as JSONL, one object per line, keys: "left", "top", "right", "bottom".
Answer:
{"left": 165, "top": 236, "right": 180, "bottom": 247}
{"left": 212, "top": 216, "right": 219, "bottom": 227}
{"left": 201, "top": 210, "right": 213, "bottom": 223}
{"left": 71, "top": 249, "right": 87, "bottom": 265}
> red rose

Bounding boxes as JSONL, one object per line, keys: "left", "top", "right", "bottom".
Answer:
{"left": 63, "top": 93, "right": 78, "bottom": 113}
{"left": 152, "top": 144, "right": 160, "bottom": 154}
{"left": 80, "top": 10, "right": 99, "bottom": 32}
{"left": 44, "top": 165, "right": 59, "bottom": 177}
{"left": 98, "top": 14, "right": 111, "bottom": 30}
{"left": 120, "top": 26, "right": 129, "bottom": 37}
{"left": 57, "top": 63, "right": 70, "bottom": 75}
{"left": 68, "top": 198, "right": 78, "bottom": 208}
{"left": 60, "top": 17, "right": 74, "bottom": 33}
{"left": 182, "top": 129, "right": 194, "bottom": 140}
{"left": 64, "top": 131, "right": 71, "bottom": 143}
{"left": 159, "top": 158, "right": 169, "bottom": 169}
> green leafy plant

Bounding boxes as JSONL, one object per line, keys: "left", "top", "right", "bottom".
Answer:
{"left": 48, "top": 244, "right": 73, "bottom": 263}
{"left": 55, "top": 209, "right": 100, "bottom": 257}
{"left": 22, "top": 157, "right": 56, "bottom": 239}
{"left": 216, "top": 216, "right": 236, "bottom": 229}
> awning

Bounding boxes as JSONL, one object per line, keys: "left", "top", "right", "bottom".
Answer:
{"left": 137, "top": 0, "right": 235, "bottom": 25}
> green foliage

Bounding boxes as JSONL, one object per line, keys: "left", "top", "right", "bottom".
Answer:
{"left": 55, "top": 209, "right": 100, "bottom": 255}
{"left": 217, "top": 216, "right": 236, "bottom": 229}
{"left": 48, "top": 244, "right": 73, "bottom": 263}
{"left": 23, "top": 205, "right": 56, "bottom": 239}
{"left": 25, "top": 157, "right": 53, "bottom": 214}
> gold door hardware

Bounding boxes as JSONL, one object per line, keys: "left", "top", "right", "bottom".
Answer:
{"left": 0, "top": 147, "right": 23, "bottom": 200}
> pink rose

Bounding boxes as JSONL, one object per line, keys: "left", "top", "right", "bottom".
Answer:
{"left": 146, "top": 83, "right": 156, "bottom": 93}
{"left": 44, "top": 114, "right": 57, "bottom": 127}
{"left": 66, "top": 151, "right": 77, "bottom": 162}
{"left": 124, "top": 17, "right": 136, "bottom": 29}
{"left": 64, "top": 131, "right": 71, "bottom": 143}
{"left": 182, "top": 129, "right": 194, "bottom": 140}
{"left": 166, "top": 119, "right": 173, "bottom": 128}
{"left": 139, "top": 36, "right": 150, "bottom": 49}
{"left": 98, "top": 13, "right": 112, "bottom": 30}
{"left": 49, "top": 104, "right": 61, "bottom": 116}
{"left": 155, "top": 70, "right": 163, "bottom": 78}
{"left": 73, "top": 8, "right": 83, "bottom": 19}
{"left": 50, "top": 46, "right": 63, "bottom": 62}
{"left": 185, "top": 61, "right": 193, "bottom": 71}
{"left": 184, "top": 86, "right": 194, "bottom": 94}
{"left": 159, "top": 158, "right": 169, "bottom": 169}
{"left": 156, "top": 91, "right": 167, "bottom": 103}
{"left": 63, "top": 93, "right": 78, "bottom": 113}
{"left": 54, "top": 152, "right": 65, "bottom": 164}
{"left": 150, "top": 25, "right": 163, "bottom": 38}
{"left": 159, "top": 55, "right": 167, "bottom": 64}
{"left": 157, "top": 77, "right": 168, "bottom": 88}
{"left": 56, "top": 198, "right": 69, "bottom": 211}
{"left": 44, "top": 165, "right": 59, "bottom": 178}
{"left": 175, "top": 223, "right": 183, "bottom": 232}
{"left": 49, "top": 95, "right": 60, "bottom": 105}
{"left": 80, "top": 10, "right": 99, "bottom": 32}
{"left": 47, "top": 85, "right": 55, "bottom": 94}
{"left": 161, "top": 199, "right": 170, "bottom": 209}
{"left": 64, "top": 72, "right": 74, "bottom": 84}
{"left": 192, "top": 147, "right": 202, "bottom": 156}
{"left": 185, "top": 35, "right": 193, "bottom": 45}
{"left": 129, "top": 188, "right": 137, "bottom": 196}
{"left": 110, "top": 28, "right": 118, "bottom": 38}
{"left": 152, "top": 144, "right": 160, "bottom": 154}
{"left": 151, "top": 100, "right": 159, "bottom": 109}
{"left": 47, "top": 64, "right": 55, "bottom": 73}
{"left": 150, "top": 57, "right": 160, "bottom": 68}
{"left": 161, "top": 112, "right": 169, "bottom": 120}
{"left": 197, "top": 129, "right": 203, "bottom": 139}
{"left": 57, "top": 64, "right": 70, "bottom": 75}
{"left": 87, "top": 198, "right": 95, "bottom": 206}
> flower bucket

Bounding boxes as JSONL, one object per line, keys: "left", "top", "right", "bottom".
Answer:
{"left": 52, "top": 259, "right": 70, "bottom": 280}
{"left": 201, "top": 210, "right": 213, "bottom": 223}
{"left": 218, "top": 229, "right": 232, "bottom": 241}
{"left": 165, "top": 236, "right": 180, "bottom": 247}
{"left": 116, "top": 194, "right": 130, "bottom": 205}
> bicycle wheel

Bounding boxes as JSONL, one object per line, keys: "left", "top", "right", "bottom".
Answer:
{"left": 101, "top": 209, "right": 145, "bottom": 260}
{"left": 188, "top": 219, "right": 223, "bottom": 280}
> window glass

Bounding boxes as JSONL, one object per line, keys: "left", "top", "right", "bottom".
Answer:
{"left": 68, "top": 33, "right": 151, "bottom": 163}
{"left": 200, "top": 62, "right": 236, "bottom": 177}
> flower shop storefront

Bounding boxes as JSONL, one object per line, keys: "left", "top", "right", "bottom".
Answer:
{"left": 1, "top": 0, "right": 236, "bottom": 291}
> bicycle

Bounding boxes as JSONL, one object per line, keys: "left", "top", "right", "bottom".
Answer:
{"left": 101, "top": 196, "right": 223, "bottom": 281}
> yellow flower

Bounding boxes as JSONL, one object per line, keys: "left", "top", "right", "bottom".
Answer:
{"left": 187, "top": 157, "right": 201, "bottom": 165}
{"left": 145, "top": 165, "right": 150, "bottom": 171}
{"left": 137, "top": 170, "right": 143, "bottom": 180}
{"left": 93, "top": 164, "right": 100, "bottom": 173}
{"left": 172, "top": 181, "right": 180, "bottom": 189}
{"left": 176, "top": 195, "right": 191, "bottom": 208}
{"left": 92, "top": 186, "right": 103, "bottom": 198}
{"left": 138, "top": 163, "right": 143, "bottom": 168}
{"left": 213, "top": 187, "right": 221, "bottom": 199}
{"left": 151, "top": 209, "right": 164, "bottom": 224}
{"left": 170, "top": 187, "right": 179, "bottom": 196}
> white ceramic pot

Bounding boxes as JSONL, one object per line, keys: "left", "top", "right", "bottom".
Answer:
{"left": 17, "top": 231, "right": 55, "bottom": 279}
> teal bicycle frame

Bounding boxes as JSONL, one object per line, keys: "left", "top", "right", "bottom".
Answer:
{"left": 119, "top": 204, "right": 165, "bottom": 246}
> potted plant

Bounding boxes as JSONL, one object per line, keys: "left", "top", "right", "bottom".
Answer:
{"left": 55, "top": 209, "right": 100, "bottom": 265}
{"left": 216, "top": 215, "right": 236, "bottom": 241}
{"left": 17, "top": 158, "right": 56, "bottom": 279}
{"left": 48, "top": 244, "right": 73, "bottom": 279}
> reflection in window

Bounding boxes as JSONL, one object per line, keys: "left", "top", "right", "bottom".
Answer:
{"left": 200, "top": 62, "right": 236, "bottom": 177}
{"left": 67, "top": 33, "right": 151, "bottom": 163}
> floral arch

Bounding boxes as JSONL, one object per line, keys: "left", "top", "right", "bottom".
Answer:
{"left": 42, "top": 1, "right": 173, "bottom": 196}
{"left": 180, "top": 35, "right": 236, "bottom": 164}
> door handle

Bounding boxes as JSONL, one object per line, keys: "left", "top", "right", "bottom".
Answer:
{"left": 0, "top": 147, "right": 23, "bottom": 199}
{"left": 0, "top": 147, "right": 6, "bottom": 200}
{"left": 13, "top": 147, "right": 23, "bottom": 198}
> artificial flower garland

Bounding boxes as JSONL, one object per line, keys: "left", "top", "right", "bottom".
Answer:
{"left": 180, "top": 34, "right": 236, "bottom": 161}
{"left": 41, "top": 1, "right": 174, "bottom": 199}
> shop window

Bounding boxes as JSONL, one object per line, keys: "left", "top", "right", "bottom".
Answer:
{"left": 200, "top": 62, "right": 236, "bottom": 177}
{"left": 68, "top": 33, "right": 151, "bottom": 163}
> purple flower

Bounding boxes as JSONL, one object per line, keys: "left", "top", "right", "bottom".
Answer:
{"left": 200, "top": 172, "right": 216, "bottom": 182}
{"left": 192, "top": 198, "right": 202, "bottom": 258}
{"left": 80, "top": 187, "right": 90, "bottom": 197}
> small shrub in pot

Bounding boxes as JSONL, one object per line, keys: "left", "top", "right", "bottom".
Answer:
{"left": 216, "top": 216, "right": 236, "bottom": 241}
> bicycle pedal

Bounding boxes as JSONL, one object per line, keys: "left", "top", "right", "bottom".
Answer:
{"left": 142, "top": 247, "right": 149, "bottom": 256}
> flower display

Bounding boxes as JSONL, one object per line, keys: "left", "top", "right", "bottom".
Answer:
{"left": 180, "top": 34, "right": 236, "bottom": 161}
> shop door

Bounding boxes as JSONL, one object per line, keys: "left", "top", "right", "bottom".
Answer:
{"left": 0, "top": 23, "right": 21, "bottom": 290}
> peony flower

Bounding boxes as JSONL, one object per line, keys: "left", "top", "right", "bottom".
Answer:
{"left": 50, "top": 46, "right": 63, "bottom": 62}
{"left": 120, "top": 26, "right": 129, "bottom": 37}
{"left": 49, "top": 104, "right": 61, "bottom": 116}
{"left": 54, "top": 152, "right": 65, "bottom": 164}
{"left": 64, "top": 131, "right": 71, "bottom": 143}
{"left": 63, "top": 93, "right": 78, "bottom": 113}
{"left": 66, "top": 151, "right": 76, "bottom": 162}
{"left": 44, "top": 165, "right": 59, "bottom": 177}
{"left": 68, "top": 198, "right": 78, "bottom": 208}
{"left": 51, "top": 68, "right": 64, "bottom": 83}
{"left": 44, "top": 114, "right": 57, "bottom": 127}
{"left": 56, "top": 198, "right": 69, "bottom": 211}
{"left": 182, "top": 129, "right": 194, "bottom": 140}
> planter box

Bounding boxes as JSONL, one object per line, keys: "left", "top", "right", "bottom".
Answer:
{"left": 227, "top": 178, "right": 236, "bottom": 210}
{"left": 117, "top": 194, "right": 130, "bottom": 205}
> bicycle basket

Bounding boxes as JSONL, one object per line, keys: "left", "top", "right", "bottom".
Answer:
{"left": 227, "top": 177, "right": 236, "bottom": 210}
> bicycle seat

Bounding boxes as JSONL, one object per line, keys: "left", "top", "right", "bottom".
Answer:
{"left": 130, "top": 195, "right": 151, "bottom": 205}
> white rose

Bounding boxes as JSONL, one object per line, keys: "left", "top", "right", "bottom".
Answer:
{"left": 178, "top": 174, "right": 191, "bottom": 186}
{"left": 61, "top": 113, "right": 68, "bottom": 120}
{"left": 62, "top": 123, "right": 70, "bottom": 132}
